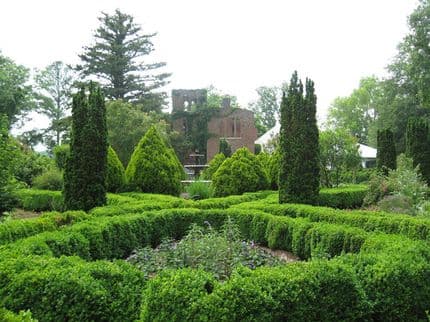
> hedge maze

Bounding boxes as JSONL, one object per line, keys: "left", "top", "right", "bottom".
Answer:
{"left": 1, "top": 186, "right": 430, "bottom": 321}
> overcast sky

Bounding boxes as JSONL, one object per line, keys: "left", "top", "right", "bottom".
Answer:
{"left": 0, "top": 0, "right": 418, "bottom": 127}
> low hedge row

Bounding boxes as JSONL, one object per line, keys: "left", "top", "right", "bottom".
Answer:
{"left": 2, "top": 208, "right": 367, "bottom": 262}
{"left": 318, "top": 185, "right": 368, "bottom": 208}
{"left": 142, "top": 235, "right": 430, "bottom": 321}
{"left": 0, "top": 210, "right": 88, "bottom": 246}
{"left": 0, "top": 255, "right": 144, "bottom": 322}
{"left": 264, "top": 185, "right": 368, "bottom": 209}
{"left": 141, "top": 262, "right": 368, "bottom": 322}
{"left": 193, "top": 191, "right": 272, "bottom": 209}
{"left": 2, "top": 195, "right": 430, "bottom": 320}
{"left": 233, "top": 201, "right": 430, "bottom": 242}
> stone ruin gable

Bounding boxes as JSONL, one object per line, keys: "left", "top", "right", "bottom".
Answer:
{"left": 170, "top": 89, "right": 258, "bottom": 163}
{"left": 207, "top": 107, "right": 257, "bottom": 162}
{"left": 172, "top": 89, "right": 207, "bottom": 112}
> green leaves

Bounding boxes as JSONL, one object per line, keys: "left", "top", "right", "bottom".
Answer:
{"left": 64, "top": 83, "right": 108, "bottom": 211}
{"left": 280, "top": 72, "right": 320, "bottom": 204}
{"left": 212, "top": 147, "right": 268, "bottom": 197}
{"left": 125, "top": 126, "right": 184, "bottom": 195}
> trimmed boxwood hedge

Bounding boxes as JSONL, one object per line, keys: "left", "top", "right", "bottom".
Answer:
{"left": 2, "top": 188, "right": 430, "bottom": 320}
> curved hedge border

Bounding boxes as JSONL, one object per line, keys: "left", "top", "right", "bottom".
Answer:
{"left": 2, "top": 187, "right": 430, "bottom": 321}
{"left": 233, "top": 201, "right": 430, "bottom": 241}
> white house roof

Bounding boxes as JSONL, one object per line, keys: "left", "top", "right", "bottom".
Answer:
{"left": 358, "top": 143, "right": 377, "bottom": 159}
{"left": 255, "top": 125, "right": 377, "bottom": 160}
{"left": 255, "top": 122, "right": 280, "bottom": 145}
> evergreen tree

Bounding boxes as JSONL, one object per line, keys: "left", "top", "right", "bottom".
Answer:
{"left": 279, "top": 72, "right": 320, "bottom": 204}
{"left": 106, "top": 146, "right": 126, "bottom": 192}
{"left": 212, "top": 147, "right": 268, "bottom": 197}
{"left": 76, "top": 9, "right": 170, "bottom": 111}
{"left": 219, "top": 138, "right": 232, "bottom": 157}
{"left": 64, "top": 83, "right": 108, "bottom": 211}
{"left": 0, "top": 115, "right": 18, "bottom": 214}
{"left": 406, "top": 118, "right": 430, "bottom": 184}
{"left": 125, "top": 126, "right": 183, "bottom": 195}
{"left": 201, "top": 153, "right": 226, "bottom": 180}
{"left": 376, "top": 129, "right": 396, "bottom": 175}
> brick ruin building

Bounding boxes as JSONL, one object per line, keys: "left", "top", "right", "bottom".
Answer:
{"left": 171, "top": 89, "right": 258, "bottom": 164}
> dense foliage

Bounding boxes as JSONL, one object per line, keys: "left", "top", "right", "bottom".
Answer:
{"left": 106, "top": 146, "right": 126, "bottom": 193}
{"left": 34, "top": 61, "right": 75, "bottom": 148}
{"left": 3, "top": 186, "right": 430, "bottom": 320}
{"left": 125, "top": 126, "right": 184, "bottom": 195}
{"left": 106, "top": 100, "right": 170, "bottom": 166}
{"left": 212, "top": 147, "right": 268, "bottom": 197}
{"left": 201, "top": 153, "right": 226, "bottom": 180}
{"left": 0, "top": 53, "right": 33, "bottom": 126}
{"left": 365, "top": 154, "right": 428, "bottom": 214}
{"left": 53, "top": 144, "right": 69, "bottom": 170}
{"left": 64, "top": 84, "right": 108, "bottom": 211}
{"left": 219, "top": 138, "right": 232, "bottom": 157}
{"left": 128, "top": 219, "right": 282, "bottom": 280}
{"left": 279, "top": 72, "right": 320, "bottom": 204}
{"left": 376, "top": 129, "right": 396, "bottom": 175}
{"left": 0, "top": 116, "right": 18, "bottom": 215}
{"left": 319, "top": 129, "right": 361, "bottom": 187}
{"left": 406, "top": 118, "right": 430, "bottom": 184}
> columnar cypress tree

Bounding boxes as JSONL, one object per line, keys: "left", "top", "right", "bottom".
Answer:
{"left": 64, "top": 83, "right": 108, "bottom": 211}
{"left": 279, "top": 72, "right": 320, "bottom": 204}
{"left": 376, "top": 129, "right": 396, "bottom": 175}
{"left": 406, "top": 118, "right": 430, "bottom": 184}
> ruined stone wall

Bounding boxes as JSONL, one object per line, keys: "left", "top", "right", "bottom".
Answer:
{"left": 172, "top": 89, "right": 207, "bottom": 112}
{"left": 207, "top": 108, "right": 257, "bottom": 161}
{"left": 171, "top": 89, "right": 258, "bottom": 163}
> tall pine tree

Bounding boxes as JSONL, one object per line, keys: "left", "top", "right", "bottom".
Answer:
{"left": 76, "top": 9, "right": 170, "bottom": 112}
{"left": 64, "top": 83, "right": 108, "bottom": 211}
{"left": 279, "top": 72, "right": 319, "bottom": 204}
{"left": 376, "top": 129, "right": 396, "bottom": 175}
{"left": 406, "top": 118, "right": 430, "bottom": 184}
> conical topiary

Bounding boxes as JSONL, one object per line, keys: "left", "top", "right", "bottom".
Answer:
{"left": 212, "top": 147, "right": 268, "bottom": 197}
{"left": 106, "top": 146, "right": 126, "bottom": 192}
{"left": 125, "top": 126, "right": 184, "bottom": 195}
{"left": 201, "top": 153, "right": 226, "bottom": 180}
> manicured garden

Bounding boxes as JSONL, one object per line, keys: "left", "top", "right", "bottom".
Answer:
{"left": 0, "top": 186, "right": 429, "bottom": 321}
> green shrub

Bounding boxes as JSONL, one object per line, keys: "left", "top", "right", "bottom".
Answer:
{"left": 378, "top": 195, "right": 415, "bottom": 215}
{"left": 318, "top": 185, "right": 367, "bottom": 208}
{"left": 0, "top": 210, "right": 88, "bottom": 246}
{"left": 106, "top": 146, "right": 126, "bottom": 193}
{"left": 268, "top": 149, "right": 281, "bottom": 189}
{"left": 142, "top": 262, "right": 367, "bottom": 321}
{"left": 53, "top": 144, "right": 69, "bottom": 171}
{"left": 141, "top": 269, "right": 216, "bottom": 322}
{"left": 0, "top": 308, "right": 36, "bottom": 322}
{"left": 200, "top": 153, "right": 225, "bottom": 180}
{"left": 0, "top": 256, "right": 144, "bottom": 322}
{"left": 377, "top": 129, "right": 396, "bottom": 174}
{"left": 15, "top": 189, "right": 63, "bottom": 212}
{"left": 126, "top": 126, "right": 184, "bottom": 196}
{"left": 12, "top": 144, "right": 53, "bottom": 187}
{"left": 63, "top": 84, "right": 108, "bottom": 211}
{"left": 212, "top": 147, "right": 268, "bottom": 197}
{"left": 233, "top": 200, "right": 430, "bottom": 242}
{"left": 219, "top": 138, "right": 232, "bottom": 157}
{"left": 186, "top": 181, "right": 212, "bottom": 199}
{"left": 32, "top": 168, "right": 63, "bottom": 191}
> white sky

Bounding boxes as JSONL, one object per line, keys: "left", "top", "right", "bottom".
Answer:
{"left": 0, "top": 0, "right": 418, "bottom": 128}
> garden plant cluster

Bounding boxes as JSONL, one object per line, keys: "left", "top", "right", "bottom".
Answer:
{"left": 1, "top": 185, "right": 430, "bottom": 321}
